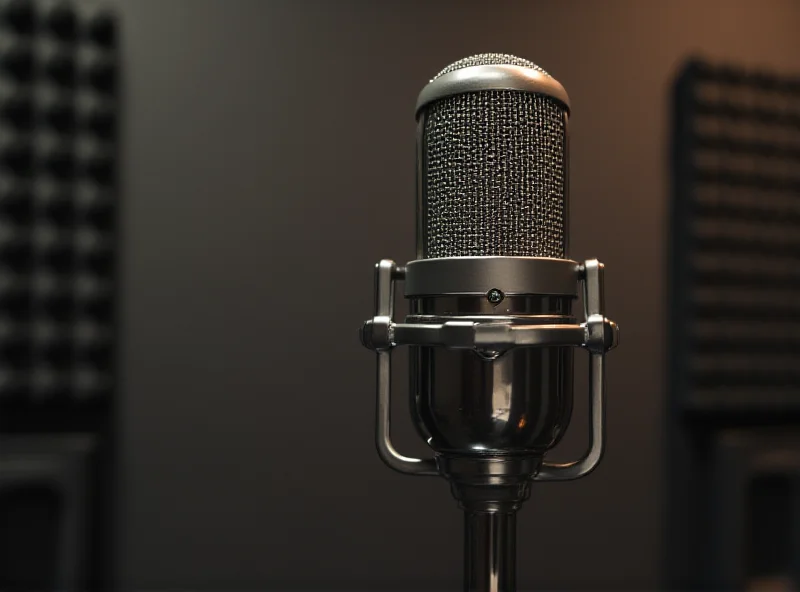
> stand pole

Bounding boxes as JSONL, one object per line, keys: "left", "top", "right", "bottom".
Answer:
{"left": 464, "top": 509, "right": 517, "bottom": 592}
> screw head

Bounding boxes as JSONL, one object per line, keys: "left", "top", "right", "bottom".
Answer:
{"left": 487, "top": 288, "right": 504, "bottom": 304}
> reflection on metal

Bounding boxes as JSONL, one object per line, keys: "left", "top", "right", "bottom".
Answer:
{"left": 360, "top": 256, "right": 618, "bottom": 589}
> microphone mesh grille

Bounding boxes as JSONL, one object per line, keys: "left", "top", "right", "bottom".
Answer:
{"left": 422, "top": 55, "right": 567, "bottom": 259}
{"left": 432, "top": 53, "right": 551, "bottom": 80}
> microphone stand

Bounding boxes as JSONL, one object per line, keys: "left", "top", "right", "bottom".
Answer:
{"left": 361, "top": 259, "right": 617, "bottom": 592}
{"left": 465, "top": 509, "right": 516, "bottom": 591}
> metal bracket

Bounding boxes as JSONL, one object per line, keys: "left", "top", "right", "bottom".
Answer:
{"left": 364, "top": 260, "right": 438, "bottom": 476}
{"left": 536, "top": 259, "right": 617, "bottom": 481}
{"left": 360, "top": 258, "right": 618, "bottom": 479}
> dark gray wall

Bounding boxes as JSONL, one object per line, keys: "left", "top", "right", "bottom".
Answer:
{"left": 115, "top": 1, "right": 800, "bottom": 590}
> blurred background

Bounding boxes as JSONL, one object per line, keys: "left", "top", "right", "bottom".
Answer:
{"left": 1, "top": 0, "right": 800, "bottom": 590}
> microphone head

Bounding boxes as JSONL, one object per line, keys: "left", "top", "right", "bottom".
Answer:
{"left": 415, "top": 53, "right": 570, "bottom": 260}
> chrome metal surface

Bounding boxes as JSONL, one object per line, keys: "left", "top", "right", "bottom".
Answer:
{"left": 359, "top": 256, "right": 620, "bottom": 590}
{"left": 406, "top": 292, "right": 575, "bottom": 465}
{"left": 436, "top": 455, "right": 541, "bottom": 512}
{"left": 392, "top": 320, "right": 585, "bottom": 351}
{"left": 535, "top": 350, "right": 604, "bottom": 481}
{"left": 465, "top": 511, "right": 516, "bottom": 592}
{"left": 411, "top": 334, "right": 574, "bottom": 454}
{"left": 439, "top": 455, "right": 538, "bottom": 592}
{"left": 537, "top": 260, "right": 618, "bottom": 481}
{"left": 360, "top": 257, "right": 618, "bottom": 473}
{"left": 369, "top": 260, "right": 437, "bottom": 476}
{"left": 361, "top": 312, "right": 601, "bottom": 354}
{"left": 412, "top": 294, "right": 572, "bottom": 316}
{"left": 416, "top": 64, "right": 570, "bottom": 115}
{"left": 405, "top": 257, "right": 580, "bottom": 297}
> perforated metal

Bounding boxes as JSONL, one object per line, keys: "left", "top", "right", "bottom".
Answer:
{"left": 432, "top": 53, "right": 550, "bottom": 80}
{"left": 421, "top": 55, "right": 567, "bottom": 258}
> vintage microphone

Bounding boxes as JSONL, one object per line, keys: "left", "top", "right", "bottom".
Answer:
{"left": 359, "top": 53, "right": 619, "bottom": 592}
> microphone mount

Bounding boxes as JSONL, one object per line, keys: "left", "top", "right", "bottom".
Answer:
{"left": 359, "top": 256, "right": 618, "bottom": 591}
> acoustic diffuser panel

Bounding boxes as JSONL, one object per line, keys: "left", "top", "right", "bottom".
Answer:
{"left": 0, "top": 0, "right": 118, "bottom": 589}
{"left": 670, "top": 59, "right": 800, "bottom": 415}
{"left": 0, "top": 0, "right": 117, "bottom": 405}
{"left": 667, "top": 58, "right": 800, "bottom": 590}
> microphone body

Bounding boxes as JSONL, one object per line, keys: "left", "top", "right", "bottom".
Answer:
{"left": 409, "top": 296, "right": 574, "bottom": 456}
{"left": 360, "top": 54, "right": 618, "bottom": 592}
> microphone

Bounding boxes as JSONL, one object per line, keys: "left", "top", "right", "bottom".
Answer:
{"left": 360, "top": 53, "right": 619, "bottom": 592}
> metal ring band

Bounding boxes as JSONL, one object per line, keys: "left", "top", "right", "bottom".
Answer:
{"left": 404, "top": 257, "right": 581, "bottom": 297}
{"left": 416, "top": 64, "right": 571, "bottom": 116}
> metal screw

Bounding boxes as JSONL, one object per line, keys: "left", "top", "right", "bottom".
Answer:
{"left": 487, "top": 288, "right": 504, "bottom": 304}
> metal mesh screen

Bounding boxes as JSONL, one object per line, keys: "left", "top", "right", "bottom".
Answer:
{"left": 421, "top": 55, "right": 567, "bottom": 259}
{"left": 422, "top": 90, "right": 567, "bottom": 258}
{"left": 432, "top": 53, "right": 550, "bottom": 80}
{"left": 670, "top": 59, "right": 800, "bottom": 413}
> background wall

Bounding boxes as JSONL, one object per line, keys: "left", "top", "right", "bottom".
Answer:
{"left": 114, "top": 1, "right": 800, "bottom": 590}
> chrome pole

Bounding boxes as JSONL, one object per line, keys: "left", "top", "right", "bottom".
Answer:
{"left": 464, "top": 509, "right": 516, "bottom": 592}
